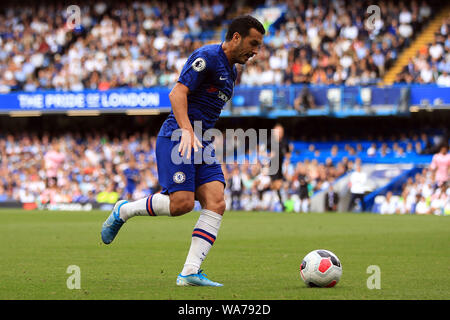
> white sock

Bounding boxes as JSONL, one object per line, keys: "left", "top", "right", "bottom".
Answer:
{"left": 181, "top": 209, "right": 223, "bottom": 276}
{"left": 119, "top": 193, "right": 171, "bottom": 221}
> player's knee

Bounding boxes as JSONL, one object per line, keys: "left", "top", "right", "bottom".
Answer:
{"left": 171, "top": 198, "right": 195, "bottom": 216}
{"left": 217, "top": 199, "right": 226, "bottom": 215}
{"left": 169, "top": 192, "right": 195, "bottom": 216}
{"left": 207, "top": 198, "right": 226, "bottom": 215}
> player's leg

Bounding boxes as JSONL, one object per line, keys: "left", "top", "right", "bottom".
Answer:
{"left": 302, "top": 198, "right": 310, "bottom": 213}
{"left": 118, "top": 190, "right": 194, "bottom": 221}
{"left": 271, "top": 178, "right": 285, "bottom": 211}
{"left": 348, "top": 193, "right": 357, "bottom": 211}
{"left": 176, "top": 155, "right": 226, "bottom": 286}
{"left": 177, "top": 180, "right": 225, "bottom": 287}
{"left": 101, "top": 192, "right": 194, "bottom": 244}
{"left": 182, "top": 180, "right": 225, "bottom": 273}
{"left": 120, "top": 135, "right": 196, "bottom": 219}
{"left": 101, "top": 136, "right": 195, "bottom": 244}
{"left": 236, "top": 190, "right": 242, "bottom": 210}
{"left": 358, "top": 194, "right": 366, "bottom": 212}
{"left": 231, "top": 190, "right": 239, "bottom": 210}
{"left": 294, "top": 196, "right": 301, "bottom": 213}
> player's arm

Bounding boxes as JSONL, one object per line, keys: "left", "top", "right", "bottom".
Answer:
{"left": 169, "top": 82, "right": 191, "bottom": 132}
{"left": 169, "top": 82, "right": 202, "bottom": 159}
{"left": 172, "top": 53, "right": 210, "bottom": 159}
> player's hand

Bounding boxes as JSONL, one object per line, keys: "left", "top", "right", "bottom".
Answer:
{"left": 179, "top": 128, "right": 203, "bottom": 159}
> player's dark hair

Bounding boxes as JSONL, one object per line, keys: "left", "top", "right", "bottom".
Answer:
{"left": 225, "top": 15, "right": 265, "bottom": 41}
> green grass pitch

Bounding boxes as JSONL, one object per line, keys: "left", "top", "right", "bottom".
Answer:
{"left": 0, "top": 209, "right": 449, "bottom": 300}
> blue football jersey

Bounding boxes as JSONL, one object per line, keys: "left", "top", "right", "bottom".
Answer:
{"left": 158, "top": 43, "right": 237, "bottom": 138}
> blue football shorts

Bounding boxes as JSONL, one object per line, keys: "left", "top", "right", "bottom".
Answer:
{"left": 155, "top": 135, "right": 226, "bottom": 195}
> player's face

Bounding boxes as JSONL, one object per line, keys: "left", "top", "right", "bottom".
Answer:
{"left": 234, "top": 28, "right": 263, "bottom": 64}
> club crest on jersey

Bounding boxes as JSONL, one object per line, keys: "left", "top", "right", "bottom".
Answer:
{"left": 173, "top": 171, "right": 186, "bottom": 184}
{"left": 192, "top": 57, "right": 206, "bottom": 72}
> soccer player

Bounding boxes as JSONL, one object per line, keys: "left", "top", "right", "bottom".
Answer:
{"left": 122, "top": 157, "right": 140, "bottom": 200}
{"left": 269, "top": 123, "right": 291, "bottom": 211}
{"left": 430, "top": 144, "right": 449, "bottom": 187}
{"left": 101, "top": 15, "right": 265, "bottom": 287}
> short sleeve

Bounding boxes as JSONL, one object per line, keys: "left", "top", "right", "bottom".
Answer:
{"left": 178, "top": 52, "right": 211, "bottom": 92}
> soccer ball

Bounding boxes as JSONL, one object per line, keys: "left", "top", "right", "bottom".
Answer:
{"left": 300, "top": 249, "right": 342, "bottom": 287}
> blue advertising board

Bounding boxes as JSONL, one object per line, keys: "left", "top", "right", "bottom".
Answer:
{"left": 0, "top": 84, "right": 448, "bottom": 116}
{"left": 0, "top": 88, "right": 172, "bottom": 112}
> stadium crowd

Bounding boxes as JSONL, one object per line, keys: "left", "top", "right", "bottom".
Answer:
{"left": 0, "top": 2, "right": 76, "bottom": 93}
{"left": 242, "top": 0, "right": 434, "bottom": 86}
{"left": 0, "top": 129, "right": 447, "bottom": 214}
{"left": 0, "top": 0, "right": 232, "bottom": 93}
{"left": 0, "top": 0, "right": 442, "bottom": 93}
{"left": 374, "top": 144, "right": 449, "bottom": 215}
{"left": 395, "top": 13, "right": 450, "bottom": 85}
{"left": 376, "top": 168, "right": 449, "bottom": 215}
{"left": 0, "top": 131, "right": 354, "bottom": 211}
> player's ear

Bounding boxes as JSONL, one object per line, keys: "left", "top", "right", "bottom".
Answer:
{"left": 232, "top": 32, "right": 241, "bottom": 43}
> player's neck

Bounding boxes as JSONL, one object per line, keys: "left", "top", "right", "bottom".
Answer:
{"left": 221, "top": 42, "right": 235, "bottom": 67}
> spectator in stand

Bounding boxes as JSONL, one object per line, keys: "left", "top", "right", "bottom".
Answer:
{"left": 44, "top": 139, "right": 66, "bottom": 187}
{"left": 430, "top": 183, "right": 448, "bottom": 215}
{"left": 367, "top": 143, "right": 377, "bottom": 157}
{"left": 436, "top": 71, "right": 450, "bottom": 86}
{"left": 293, "top": 86, "right": 316, "bottom": 113}
{"left": 396, "top": 192, "right": 409, "bottom": 214}
{"left": 379, "top": 191, "right": 398, "bottom": 214}
{"left": 96, "top": 184, "right": 120, "bottom": 204}
{"left": 415, "top": 195, "right": 431, "bottom": 214}
{"left": 0, "top": 185, "right": 10, "bottom": 202}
